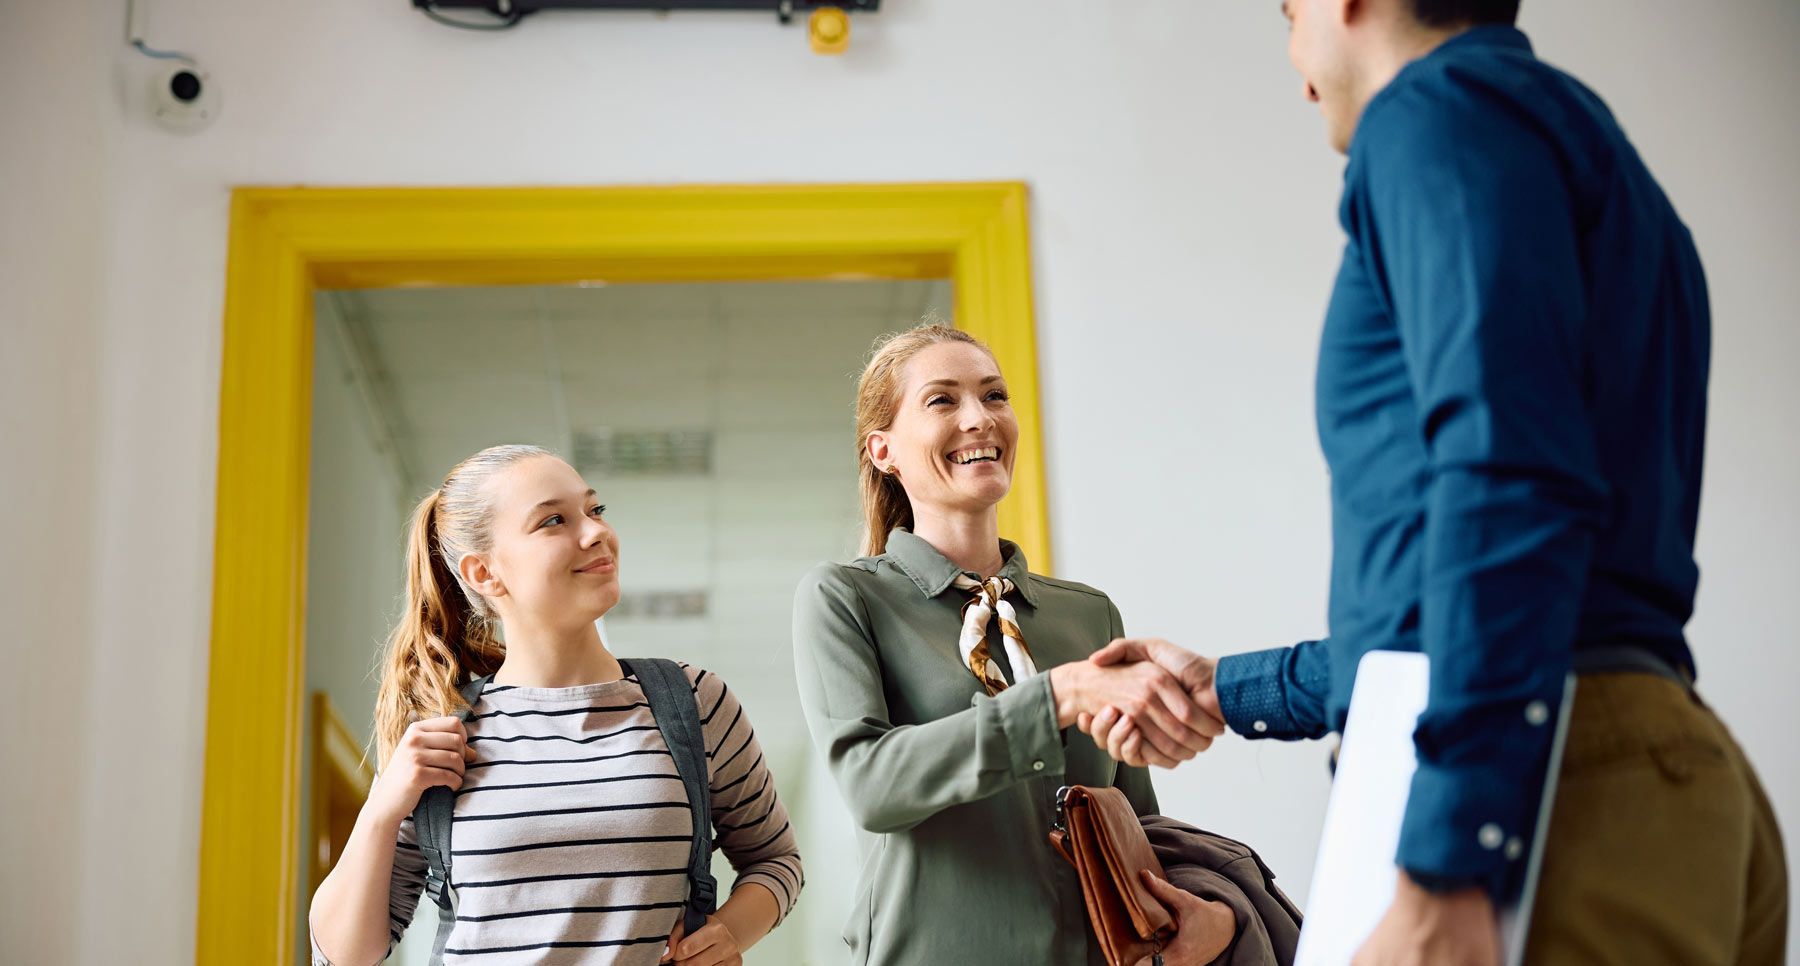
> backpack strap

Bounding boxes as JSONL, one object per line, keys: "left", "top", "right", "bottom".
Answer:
{"left": 619, "top": 658, "right": 718, "bottom": 936}
{"left": 412, "top": 672, "right": 491, "bottom": 964}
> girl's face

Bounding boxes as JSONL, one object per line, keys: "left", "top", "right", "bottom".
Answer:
{"left": 867, "top": 341, "right": 1019, "bottom": 518}
{"left": 463, "top": 455, "right": 620, "bottom": 630}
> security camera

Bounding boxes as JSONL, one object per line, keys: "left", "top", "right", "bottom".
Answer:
{"left": 150, "top": 61, "right": 219, "bottom": 133}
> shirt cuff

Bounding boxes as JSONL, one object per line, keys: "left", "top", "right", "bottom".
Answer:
{"left": 1396, "top": 753, "right": 1549, "bottom": 901}
{"left": 996, "top": 671, "right": 1066, "bottom": 780}
{"left": 1214, "top": 642, "right": 1331, "bottom": 740}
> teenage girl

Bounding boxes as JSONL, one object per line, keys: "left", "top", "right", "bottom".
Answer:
{"left": 309, "top": 445, "right": 802, "bottom": 965}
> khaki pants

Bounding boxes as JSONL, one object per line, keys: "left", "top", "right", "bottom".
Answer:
{"left": 1525, "top": 672, "right": 1789, "bottom": 964}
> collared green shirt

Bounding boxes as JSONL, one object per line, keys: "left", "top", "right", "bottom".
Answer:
{"left": 793, "top": 528, "right": 1159, "bottom": 966}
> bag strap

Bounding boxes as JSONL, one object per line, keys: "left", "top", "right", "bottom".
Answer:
{"left": 412, "top": 672, "right": 491, "bottom": 964}
{"left": 619, "top": 657, "right": 718, "bottom": 935}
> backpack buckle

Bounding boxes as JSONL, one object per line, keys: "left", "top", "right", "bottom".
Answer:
{"left": 690, "top": 874, "right": 718, "bottom": 910}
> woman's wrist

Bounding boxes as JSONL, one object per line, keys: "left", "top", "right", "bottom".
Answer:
{"left": 715, "top": 881, "right": 780, "bottom": 951}
{"left": 357, "top": 792, "right": 409, "bottom": 840}
{"left": 1049, "top": 663, "right": 1090, "bottom": 728}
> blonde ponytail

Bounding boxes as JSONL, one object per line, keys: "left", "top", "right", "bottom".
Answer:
{"left": 372, "top": 444, "right": 550, "bottom": 765}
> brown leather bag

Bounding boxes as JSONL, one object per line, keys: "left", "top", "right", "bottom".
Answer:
{"left": 1048, "top": 785, "right": 1175, "bottom": 966}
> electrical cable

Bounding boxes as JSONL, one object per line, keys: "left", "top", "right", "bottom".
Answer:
{"left": 131, "top": 39, "right": 194, "bottom": 61}
{"left": 419, "top": 4, "right": 530, "bottom": 30}
{"left": 125, "top": 0, "right": 197, "bottom": 63}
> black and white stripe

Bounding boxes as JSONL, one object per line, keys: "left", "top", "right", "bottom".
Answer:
{"left": 324, "top": 664, "right": 803, "bottom": 966}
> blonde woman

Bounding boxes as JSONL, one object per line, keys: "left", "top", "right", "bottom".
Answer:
{"left": 793, "top": 326, "right": 1231, "bottom": 965}
{"left": 310, "top": 445, "right": 801, "bottom": 966}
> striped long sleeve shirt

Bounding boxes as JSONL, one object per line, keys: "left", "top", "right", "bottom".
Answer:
{"left": 322, "top": 663, "right": 803, "bottom": 964}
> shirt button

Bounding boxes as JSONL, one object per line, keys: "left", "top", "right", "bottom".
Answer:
{"left": 1505, "top": 836, "right": 1524, "bottom": 861}
{"left": 1524, "top": 701, "right": 1550, "bottom": 726}
{"left": 1252, "top": 720, "right": 1269, "bottom": 733}
{"left": 1032, "top": 760, "right": 1046, "bottom": 771}
{"left": 1478, "top": 823, "right": 1505, "bottom": 851}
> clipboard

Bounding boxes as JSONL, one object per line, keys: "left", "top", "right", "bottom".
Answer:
{"left": 1294, "top": 650, "right": 1575, "bottom": 965}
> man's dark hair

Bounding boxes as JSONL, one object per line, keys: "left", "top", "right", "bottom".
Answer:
{"left": 1405, "top": 0, "right": 1520, "bottom": 27}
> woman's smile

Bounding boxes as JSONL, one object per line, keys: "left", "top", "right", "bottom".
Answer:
{"left": 574, "top": 556, "right": 616, "bottom": 575}
{"left": 946, "top": 445, "right": 1003, "bottom": 467}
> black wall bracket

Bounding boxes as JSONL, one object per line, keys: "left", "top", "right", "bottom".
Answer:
{"left": 414, "top": 0, "right": 879, "bottom": 27}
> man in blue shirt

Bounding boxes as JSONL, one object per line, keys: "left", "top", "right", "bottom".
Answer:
{"left": 1084, "top": 0, "right": 1788, "bottom": 961}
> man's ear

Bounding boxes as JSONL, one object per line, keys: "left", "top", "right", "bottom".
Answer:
{"left": 459, "top": 552, "right": 506, "bottom": 602}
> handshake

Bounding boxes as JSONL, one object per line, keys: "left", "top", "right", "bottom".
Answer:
{"left": 1049, "top": 639, "right": 1225, "bottom": 769}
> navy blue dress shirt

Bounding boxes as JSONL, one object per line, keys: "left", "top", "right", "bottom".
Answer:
{"left": 1213, "top": 26, "right": 1710, "bottom": 896}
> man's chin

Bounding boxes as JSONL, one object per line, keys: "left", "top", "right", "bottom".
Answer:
{"left": 1324, "top": 114, "right": 1357, "bottom": 155}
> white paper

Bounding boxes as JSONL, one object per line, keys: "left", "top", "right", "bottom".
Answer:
{"left": 1295, "top": 650, "right": 1569, "bottom": 966}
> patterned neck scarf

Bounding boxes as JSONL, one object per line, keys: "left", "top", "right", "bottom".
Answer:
{"left": 953, "top": 574, "right": 1039, "bottom": 695}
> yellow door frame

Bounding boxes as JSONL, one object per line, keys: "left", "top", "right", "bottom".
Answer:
{"left": 197, "top": 182, "right": 1052, "bottom": 961}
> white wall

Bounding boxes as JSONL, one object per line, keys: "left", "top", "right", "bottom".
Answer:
{"left": 2, "top": 0, "right": 1794, "bottom": 961}
{"left": 0, "top": 2, "right": 109, "bottom": 963}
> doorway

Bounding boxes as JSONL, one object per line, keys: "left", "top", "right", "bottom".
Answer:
{"left": 195, "top": 183, "right": 1050, "bottom": 962}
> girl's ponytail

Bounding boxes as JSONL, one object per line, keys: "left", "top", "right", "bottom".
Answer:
{"left": 372, "top": 445, "right": 548, "bottom": 765}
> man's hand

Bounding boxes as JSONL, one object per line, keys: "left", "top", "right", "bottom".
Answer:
{"left": 1351, "top": 873, "right": 1501, "bottom": 966}
{"left": 1078, "top": 638, "right": 1225, "bottom": 767}
{"left": 1091, "top": 637, "right": 1223, "bottom": 718}
{"left": 1049, "top": 661, "right": 1215, "bottom": 768}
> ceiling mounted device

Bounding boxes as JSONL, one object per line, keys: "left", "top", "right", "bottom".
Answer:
{"left": 414, "top": 0, "right": 877, "bottom": 54}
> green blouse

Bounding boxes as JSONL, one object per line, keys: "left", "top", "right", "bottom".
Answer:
{"left": 793, "top": 528, "right": 1159, "bottom": 966}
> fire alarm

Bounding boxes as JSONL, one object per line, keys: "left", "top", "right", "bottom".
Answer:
{"left": 808, "top": 6, "right": 849, "bottom": 54}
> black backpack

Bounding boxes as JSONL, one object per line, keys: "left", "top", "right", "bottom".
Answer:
{"left": 410, "top": 658, "right": 718, "bottom": 963}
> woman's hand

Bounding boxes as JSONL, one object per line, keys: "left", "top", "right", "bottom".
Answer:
{"left": 661, "top": 915, "right": 744, "bottom": 966}
{"left": 1091, "top": 638, "right": 1223, "bottom": 723}
{"left": 310, "top": 716, "right": 474, "bottom": 966}
{"left": 1051, "top": 661, "right": 1217, "bottom": 768}
{"left": 1083, "top": 704, "right": 1160, "bottom": 770}
{"left": 365, "top": 716, "right": 474, "bottom": 827}
{"left": 1135, "top": 870, "right": 1237, "bottom": 966}
{"left": 1080, "top": 638, "right": 1226, "bottom": 767}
